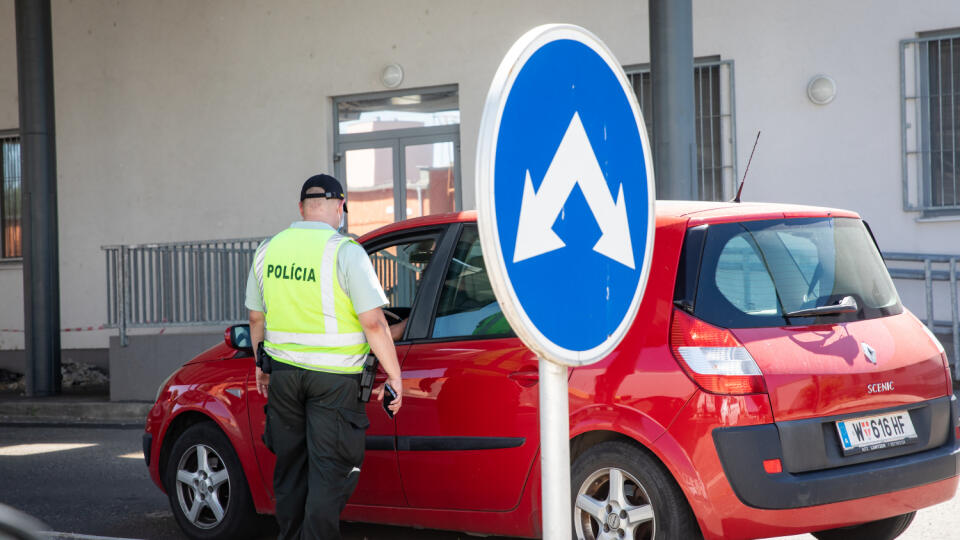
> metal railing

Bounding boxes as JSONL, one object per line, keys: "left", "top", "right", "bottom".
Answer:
{"left": 103, "top": 237, "right": 265, "bottom": 346}
{"left": 102, "top": 238, "right": 960, "bottom": 381}
{"left": 370, "top": 251, "right": 422, "bottom": 308}
{"left": 103, "top": 236, "right": 401, "bottom": 346}
{"left": 884, "top": 252, "right": 959, "bottom": 380}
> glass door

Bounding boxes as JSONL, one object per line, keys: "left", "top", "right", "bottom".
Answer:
{"left": 333, "top": 86, "right": 462, "bottom": 237}
{"left": 338, "top": 141, "right": 400, "bottom": 238}
{"left": 336, "top": 135, "right": 459, "bottom": 237}
{"left": 400, "top": 137, "right": 458, "bottom": 221}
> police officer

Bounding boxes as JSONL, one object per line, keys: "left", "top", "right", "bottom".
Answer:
{"left": 245, "top": 174, "right": 403, "bottom": 540}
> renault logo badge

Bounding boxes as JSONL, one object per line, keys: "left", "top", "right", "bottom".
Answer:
{"left": 862, "top": 343, "right": 877, "bottom": 364}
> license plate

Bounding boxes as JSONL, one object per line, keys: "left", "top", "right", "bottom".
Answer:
{"left": 836, "top": 411, "right": 918, "bottom": 456}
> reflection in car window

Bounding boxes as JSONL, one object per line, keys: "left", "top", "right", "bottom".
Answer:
{"left": 368, "top": 237, "right": 437, "bottom": 314}
{"left": 696, "top": 217, "right": 902, "bottom": 328}
{"left": 233, "top": 326, "right": 252, "bottom": 349}
{"left": 432, "top": 226, "right": 513, "bottom": 339}
{"left": 715, "top": 235, "right": 778, "bottom": 315}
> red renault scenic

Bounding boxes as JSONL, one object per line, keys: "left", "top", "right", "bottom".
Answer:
{"left": 144, "top": 202, "right": 959, "bottom": 540}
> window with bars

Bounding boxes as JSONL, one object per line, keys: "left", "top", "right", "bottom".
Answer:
{"left": 0, "top": 133, "right": 21, "bottom": 259}
{"left": 901, "top": 31, "right": 960, "bottom": 215}
{"left": 626, "top": 58, "right": 737, "bottom": 201}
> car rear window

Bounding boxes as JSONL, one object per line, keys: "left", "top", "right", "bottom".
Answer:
{"left": 677, "top": 217, "right": 903, "bottom": 328}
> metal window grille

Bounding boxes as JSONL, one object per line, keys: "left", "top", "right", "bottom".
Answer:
{"left": 901, "top": 32, "right": 960, "bottom": 214}
{"left": 626, "top": 59, "right": 738, "bottom": 201}
{"left": 0, "top": 133, "right": 21, "bottom": 259}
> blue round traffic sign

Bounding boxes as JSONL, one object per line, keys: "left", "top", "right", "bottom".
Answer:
{"left": 476, "top": 25, "right": 655, "bottom": 366}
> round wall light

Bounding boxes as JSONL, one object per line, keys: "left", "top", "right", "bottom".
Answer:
{"left": 807, "top": 75, "right": 837, "bottom": 105}
{"left": 381, "top": 63, "right": 404, "bottom": 89}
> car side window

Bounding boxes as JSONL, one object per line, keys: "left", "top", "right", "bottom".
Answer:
{"left": 431, "top": 226, "right": 513, "bottom": 339}
{"left": 367, "top": 236, "right": 438, "bottom": 320}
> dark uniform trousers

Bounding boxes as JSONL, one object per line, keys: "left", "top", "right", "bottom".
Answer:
{"left": 267, "top": 365, "right": 369, "bottom": 540}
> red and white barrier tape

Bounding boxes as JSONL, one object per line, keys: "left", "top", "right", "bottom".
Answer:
{"left": 0, "top": 325, "right": 107, "bottom": 333}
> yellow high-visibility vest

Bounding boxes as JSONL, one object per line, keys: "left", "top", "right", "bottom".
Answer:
{"left": 254, "top": 227, "right": 369, "bottom": 373}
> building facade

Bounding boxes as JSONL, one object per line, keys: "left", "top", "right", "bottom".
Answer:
{"left": 0, "top": 1, "right": 958, "bottom": 392}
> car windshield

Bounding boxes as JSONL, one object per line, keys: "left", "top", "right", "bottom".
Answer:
{"left": 688, "top": 217, "right": 902, "bottom": 328}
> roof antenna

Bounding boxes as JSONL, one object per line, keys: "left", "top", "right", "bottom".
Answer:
{"left": 733, "top": 131, "right": 761, "bottom": 203}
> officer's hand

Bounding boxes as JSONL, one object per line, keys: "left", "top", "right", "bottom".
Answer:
{"left": 378, "top": 377, "right": 403, "bottom": 415}
{"left": 255, "top": 366, "right": 270, "bottom": 398}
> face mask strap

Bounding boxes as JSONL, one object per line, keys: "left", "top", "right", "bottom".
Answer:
{"left": 301, "top": 192, "right": 343, "bottom": 201}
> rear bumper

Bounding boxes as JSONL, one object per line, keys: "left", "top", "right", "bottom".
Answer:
{"left": 713, "top": 395, "right": 960, "bottom": 509}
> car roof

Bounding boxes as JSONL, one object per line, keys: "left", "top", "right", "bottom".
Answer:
{"left": 657, "top": 200, "right": 860, "bottom": 225}
{"left": 356, "top": 201, "right": 860, "bottom": 241}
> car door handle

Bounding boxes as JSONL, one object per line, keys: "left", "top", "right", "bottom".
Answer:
{"left": 508, "top": 368, "right": 539, "bottom": 387}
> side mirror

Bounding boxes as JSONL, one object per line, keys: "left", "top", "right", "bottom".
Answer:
{"left": 225, "top": 324, "right": 253, "bottom": 352}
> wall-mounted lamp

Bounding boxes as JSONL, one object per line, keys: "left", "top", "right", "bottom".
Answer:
{"left": 381, "top": 63, "right": 404, "bottom": 89}
{"left": 806, "top": 75, "right": 837, "bottom": 105}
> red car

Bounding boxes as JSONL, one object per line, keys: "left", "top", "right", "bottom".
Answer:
{"left": 144, "top": 202, "right": 959, "bottom": 540}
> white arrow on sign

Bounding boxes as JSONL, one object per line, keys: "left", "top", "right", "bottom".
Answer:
{"left": 513, "top": 112, "right": 635, "bottom": 269}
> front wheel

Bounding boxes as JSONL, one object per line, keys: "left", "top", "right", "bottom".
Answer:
{"left": 812, "top": 512, "right": 916, "bottom": 540}
{"left": 571, "top": 440, "right": 702, "bottom": 540}
{"left": 165, "top": 422, "right": 259, "bottom": 540}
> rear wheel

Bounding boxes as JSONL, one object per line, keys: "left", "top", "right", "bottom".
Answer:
{"left": 571, "top": 440, "right": 702, "bottom": 540}
{"left": 165, "top": 422, "right": 259, "bottom": 540}
{"left": 812, "top": 512, "right": 916, "bottom": 540}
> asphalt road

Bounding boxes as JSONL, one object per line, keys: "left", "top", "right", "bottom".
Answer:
{"left": 0, "top": 425, "right": 521, "bottom": 540}
{"left": 0, "top": 425, "right": 184, "bottom": 539}
{"left": 0, "top": 424, "right": 956, "bottom": 540}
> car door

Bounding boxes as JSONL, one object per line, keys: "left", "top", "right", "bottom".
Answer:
{"left": 395, "top": 223, "right": 540, "bottom": 511}
{"left": 247, "top": 227, "right": 444, "bottom": 508}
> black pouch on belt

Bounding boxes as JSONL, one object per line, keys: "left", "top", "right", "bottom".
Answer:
{"left": 358, "top": 355, "right": 378, "bottom": 402}
{"left": 261, "top": 404, "right": 274, "bottom": 454}
{"left": 256, "top": 342, "right": 272, "bottom": 374}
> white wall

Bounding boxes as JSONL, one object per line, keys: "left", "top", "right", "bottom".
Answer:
{"left": 0, "top": 0, "right": 958, "bottom": 351}
{"left": 0, "top": 0, "right": 22, "bottom": 351}
{"left": 697, "top": 0, "right": 960, "bottom": 251}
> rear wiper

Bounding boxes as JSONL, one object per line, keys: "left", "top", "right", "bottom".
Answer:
{"left": 783, "top": 295, "right": 858, "bottom": 318}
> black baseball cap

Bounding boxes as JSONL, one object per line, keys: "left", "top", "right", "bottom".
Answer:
{"left": 300, "top": 174, "right": 347, "bottom": 212}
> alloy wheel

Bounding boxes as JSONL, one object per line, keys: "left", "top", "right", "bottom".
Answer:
{"left": 574, "top": 466, "right": 655, "bottom": 540}
{"left": 174, "top": 443, "right": 231, "bottom": 530}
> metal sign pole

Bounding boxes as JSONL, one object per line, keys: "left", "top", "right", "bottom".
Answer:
{"left": 539, "top": 358, "right": 571, "bottom": 539}
{"left": 475, "top": 25, "right": 655, "bottom": 540}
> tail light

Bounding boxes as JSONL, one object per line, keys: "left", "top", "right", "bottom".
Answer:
{"left": 919, "top": 322, "right": 953, "bottom": 396}
{"left": 670, "top": 308, "right": 766, "bottom": 395}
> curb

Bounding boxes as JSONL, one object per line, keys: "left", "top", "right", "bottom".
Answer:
{"left": 40, "top": 533, "right": 143, "bottom": 540}
{"left": 0, "top": 420, "right": 146, "bottom": 429}
{"left": 0, "top": 400, "right": 151, "bottom": 427}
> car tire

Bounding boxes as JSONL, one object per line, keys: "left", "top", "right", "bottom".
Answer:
{"left": 571, "top": 440, "right": 702, "bottom": 540}
{"left": 165, "top": 421, "right": 259, "bottom": 540}
{"left": 812, "top": 511, "right": 916, "bottom": 540}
